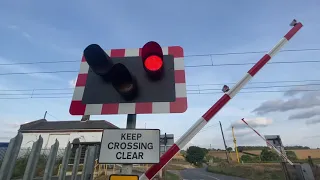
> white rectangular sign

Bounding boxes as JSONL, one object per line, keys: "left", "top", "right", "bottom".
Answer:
{"left": 99, "top": 129, "right": 160, "bottom": 164}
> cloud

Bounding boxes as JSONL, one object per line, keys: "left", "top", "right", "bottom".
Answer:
{"left": 284, "top": 86, "right": 311, "bottom": 97}
{"left": 4, "top": 122, "right": 21, "bottom": 128}
{"left": 306, "top": 118, "right": 320, "bottom": 125}
{"left": 7, "top": 24, "right": 32, "bottom": 41}
{"left": 7, "top": 24, "right": 18, "bottom": 30}
{"left": 0, "top": 121, "right": 23, "bottom": 141}
{"left": 69, "top": 78, "right": 77, "bottom": 88}
{"left": 22, "top": 31, "right": 32, "bottom": 40}
{"left": 288, "top": 108, "right": 320, "bottom": 120}
{"left": 253, "top": 91, "right": 320, "bottom": 115}
{"left": 230, "top": 117, "right": 273, "bottom": 129}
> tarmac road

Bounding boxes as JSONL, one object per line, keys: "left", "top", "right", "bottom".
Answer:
{"left": 180, "top": 167, "right": 247, "bottom": 180}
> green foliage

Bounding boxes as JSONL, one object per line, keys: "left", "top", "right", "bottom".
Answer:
{"left": 207, "top": 163, "right": 285, "bottom": 180}
{"left": 237, "top": 145, "right": 310, "bottom": 151}
{"left": 285, "top": 150, "right": 298, "bottom": 161}
{"left": 12, "top": 155, "right": 29, "bottom": 179}
{"left": 260, "top": 148, "right": 280, "bottom": 162}
{"left": 240, "top": 154, "right": 260, "bottom": 163}
{"left": 201, "top": 148, "right": 209, "bottom": 154}
{"left": 226, "top": 147, "right": 233, "bottom": 152}
{"left": 284, "top": 146, "right": 310, "bottom": 150}
{"left": 240, "top": 155, "right": 252, "bottom": 162}
{"left": 242, "top": 151, "right": 259, "bottom": 157}
{"left": 185, "top": 146, "right": 207, "bottom": 166}
{"left": 164, "top": 171, "right": 180, "bottom": 180}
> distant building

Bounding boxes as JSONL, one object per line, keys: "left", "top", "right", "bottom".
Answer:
{"left": 18, "top": 119, "right": 119, "bottom": 163}
{"left": 19, "top": 119, "right": 118, "bottom": 149}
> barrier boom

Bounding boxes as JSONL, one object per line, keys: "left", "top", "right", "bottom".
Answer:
{"left": 139, "top": 20, "right": 303, "bottom": 180}
{"left": 241, "top": 118, "right": 294, "bottom": 165}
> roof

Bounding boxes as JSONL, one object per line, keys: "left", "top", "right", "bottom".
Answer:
{"left": 19, "top": 119, "right": 119, "bottom": 132}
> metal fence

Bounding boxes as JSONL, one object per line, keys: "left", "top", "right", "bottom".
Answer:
{"left": 0, "top": 133, "right": 100, "bottom": 180}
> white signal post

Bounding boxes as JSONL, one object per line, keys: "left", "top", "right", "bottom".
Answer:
{"left": 241, "top": 118, "right": 294, "bottom": 165}
{"left": 139, "top": 20, "right": 303, "bottom": 180}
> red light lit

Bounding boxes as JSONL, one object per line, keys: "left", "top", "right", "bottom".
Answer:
{"left": 144, "top": 55, "right": 163, "bottom": 71}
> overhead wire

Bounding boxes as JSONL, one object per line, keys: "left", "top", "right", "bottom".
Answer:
{"left": 0, "top": 89, "right": 319, "bottom": 99}
{"left": 0, "top": 60, "right": 319, "bottom": 76}
{"left": 0, "top": 48, "right": 319, "bottom": 66}
{"left": 1, "top": 80, "right": 320, "bottom": 92}
{"left": 0, "top": 48, "right": 319, "bottom": 76}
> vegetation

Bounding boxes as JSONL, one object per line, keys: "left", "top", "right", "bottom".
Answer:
{"left": 226, "top": 147, "right": 233, "bottom": 152}
{"left": 236, "top": 148, "right": 299, "bottom": 163}
{"left": 164, "top": 171, "right": 180, "bottom": 180}
{"left": 236, "top": 146, "right": 310, "bottom": 152}
{"left": 207, "top": 162, "right": 285, "bottom": 180}
{"left": 240, "top": 154, "right": 260, "bottom": 163}
{"left": 260, "top": 148, "right": 280, "bottom": 162}
{"left": 2, "top": 153, "right": 63, "bottom": 179}
{"left": 286, "top": 151, "right": 298, "bottom": 161}
{"left": 185, "top": 146, "right": 207, "bottom": 166}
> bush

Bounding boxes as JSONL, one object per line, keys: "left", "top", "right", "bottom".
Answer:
{"left": 260, "top": 148, "right": 280, "bottom": 162}
{"left": 185, "top": 146, "right": 207, "bottom": 166}
{"left": 240, "top": 155, "right": 260, "bottom": 163}
{"left": 207, "top": 162, "right": 285, "bottom": 180}
{"left": 285, "top": 151, "right": 297, "bottom": 161}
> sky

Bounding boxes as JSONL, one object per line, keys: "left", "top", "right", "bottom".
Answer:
{"left": 0, "top": 0, "right": 320, "bottom": 150}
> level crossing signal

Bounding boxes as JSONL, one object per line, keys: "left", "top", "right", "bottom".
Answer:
{"left": 69, "top": 41, "right": 188, "bottom": 115}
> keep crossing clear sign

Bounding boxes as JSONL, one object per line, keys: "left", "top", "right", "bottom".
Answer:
{"left": 99, "top": 129, "right": 160, "bottom": 164}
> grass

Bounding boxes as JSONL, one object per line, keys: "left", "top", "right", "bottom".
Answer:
{"left": 164, "top": 171, "right": 180, "bottom": 180}
{"left": 207, "top": 162, "right": 285, "bottom": 180}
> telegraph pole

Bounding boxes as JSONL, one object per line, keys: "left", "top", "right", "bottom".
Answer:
{"left": 43, "top": 111, "right": 47, "bottom": 119}
{"left": 219, "top": 121, "right": 229, "bottom": 163}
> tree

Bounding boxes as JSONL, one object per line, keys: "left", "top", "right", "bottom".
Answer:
{"left": 185, "top": 146, "right": 207, "bottom": 166}
{"left": 227, "top": 147, "right": 233, "bottom": 152}
{"left": 286, "top": 151, "right": 298, "bottom": 161}
{"left": 260, "top": 148, "right": 280, "bottom": 161}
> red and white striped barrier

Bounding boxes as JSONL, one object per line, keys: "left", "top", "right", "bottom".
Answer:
{"left": 241, "top": 118, "right": 294, "bottom": 165}
{"left": 139, "top": 20, "right": 303, "bottom": 180}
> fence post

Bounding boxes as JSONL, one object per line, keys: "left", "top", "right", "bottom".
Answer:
{"left": 23, "top": 135, "right": 43, "bottom": 180}
{"left": 81, "top": 147, "right": 90, "bottom": 180}
{"left": 0, "top": 132, "right": 23, "bottom": 180}
{"left": 71, "top": 145, "right": 82, "bottom": 180}
{"left": 58, "top": 142, "right": 72, "bottom": 180}
{"left": 84, "top": 146, "right": 96, "bottom": 180}
{"left": 81, "top": 146, "right": 96, "bottom": 180}
{"left": 43, "top": 139, "right": 59, "bottom": 180}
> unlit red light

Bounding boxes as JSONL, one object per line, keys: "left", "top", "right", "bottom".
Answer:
{"left": 144, "top": 55, "right": 163, "bottom": 71}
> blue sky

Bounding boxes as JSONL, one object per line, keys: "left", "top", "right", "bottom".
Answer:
{"left": 1, "top": 0, "right": 320, "bottom": 149}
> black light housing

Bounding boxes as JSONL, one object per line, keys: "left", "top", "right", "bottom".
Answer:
{"left": 141, "top": 41, "right": 164, "bottom": 80}
{"left": 83, "top": 44, "right": 114, "bottom": 81}
{"left": 110, "top": 63, "right": 138, "bottom": 101}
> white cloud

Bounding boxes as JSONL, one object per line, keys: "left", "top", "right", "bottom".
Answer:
{"left": 288, "top": 107, "right": 320, "bottom": 120}
{"left": 230, "top": 117, "right": 273, "bottom": 129}
{"left": 7, "top": 24, "right": 18, "bottom": 30}
{"left": 0, "top": 121, "right": 23, "bottom": 141}
{"left": 253, "top": 91, "right": 320, "bottom": 115}
{"left": 22, "top": 31, "right": 32, "bottom": 40}
{"left": 69, "top": 78, "right": 77, "bottom": 88}
{"left": 306, "top": 118, "right": 320, "bottom": 125}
